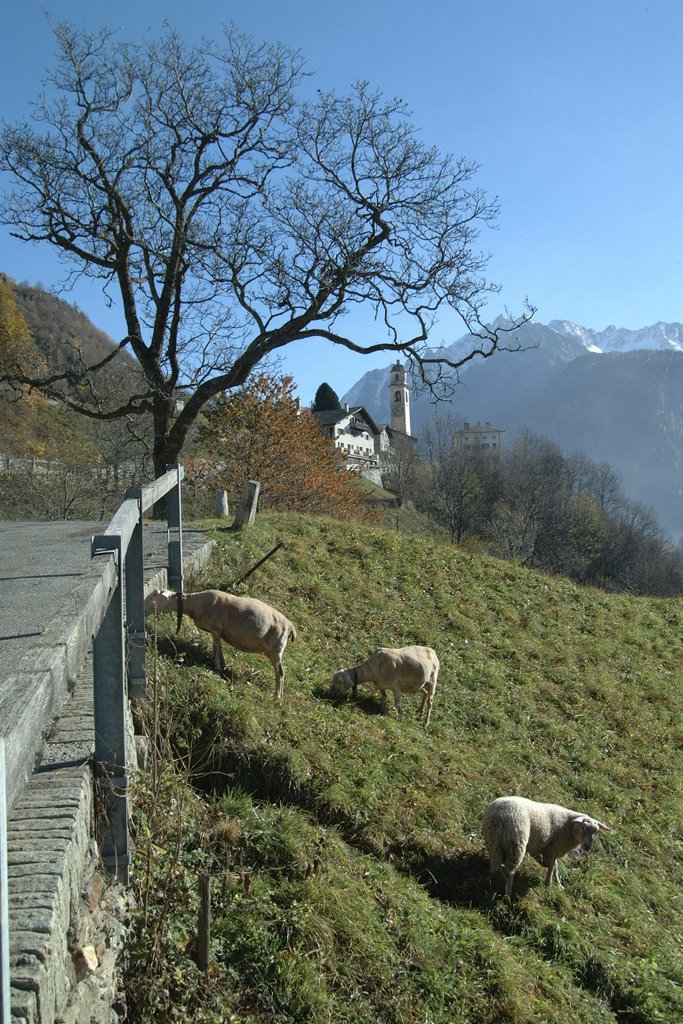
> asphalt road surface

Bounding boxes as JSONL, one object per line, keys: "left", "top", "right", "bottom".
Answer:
{"left": 0, "top": 520, "right": 173, "bottom": 686}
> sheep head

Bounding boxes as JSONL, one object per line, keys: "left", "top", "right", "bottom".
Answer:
{"left": 330, "top": 668, "right": 357, "bottom": 698}
{"left": 144, "top": 588, "right": 180, "bottom": 624}
{"left": 571, "top": 815, "right": 612, "bottom": 852}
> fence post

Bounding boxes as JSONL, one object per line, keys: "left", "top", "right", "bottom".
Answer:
{"left": 233, "top": 480, "right": 260, "bottom": 528}
{"left": 91, "top": 534, "right": 131, "bottom": 884}
{"left": 166, "top": 464, "right": 184, "bottom": 594}
{"left": 0, "top": 739, "right": 10, "bottom": 1024}
{"left": 215, "top": 489, "right": 229, "bottom": 518}
{"left": 124, "top": 488, "right": 147, "bottom": 699}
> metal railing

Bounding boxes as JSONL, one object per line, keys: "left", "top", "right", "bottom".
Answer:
{"left": 91, "top": 464, "right": 184, "bottom": 883}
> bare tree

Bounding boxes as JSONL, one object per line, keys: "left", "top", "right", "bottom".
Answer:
{"left": 1, "top": 21, "right": 531, "bottom": 478}
{"left": 402, "top": 412, "right": 505, "bottom": 542}
{"left": 381, "top": 433, "right": 424, "bottom": 507}
{"left": 487, "top": 432, "right": 573, "bottom": 567}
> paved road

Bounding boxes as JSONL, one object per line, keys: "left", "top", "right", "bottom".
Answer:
{"left": 0, "top": 520, "right": 182, "bottom": 686}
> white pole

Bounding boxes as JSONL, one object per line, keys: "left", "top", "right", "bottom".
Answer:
{"left": 0, "top": 738, "right": 11, "bottom": 1023}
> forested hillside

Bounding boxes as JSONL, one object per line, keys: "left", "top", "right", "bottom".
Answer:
{"left": 128, "top": 511, "right": 683, "bottom": 1024}
{"left": 7, "top": 275, "right": 137, "bottom": 382}
{"left": 0, "top": 275, "right": 157, "bottom": 517}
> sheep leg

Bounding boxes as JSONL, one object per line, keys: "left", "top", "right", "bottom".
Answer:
{"left": 423, "top": 689, "right": 434, "bottom": 728}
{"left": 393, "top": 686, "right": 402, "bottom": 716}
{"left": 212, "top": 633, "right": 225, "bottom": 673}
{"left": 495, "top": 839, "right": 527, "bottom": 899}
{"left": 545, "top": 861, "right": 561, "bottom": 887}
{"left": 268, "top": 639, "right": 287, "bottom": 699}
{"left": 380, "top": 690, "right": 389, "bottom": 714}
{"left": 488, "top": 849, "right": 513, "bottom": 898}
{"left": 273, "top": 657, "right": 285, "bottom": 700}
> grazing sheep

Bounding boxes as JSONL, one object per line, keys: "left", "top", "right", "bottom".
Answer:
{"left": 145, "top": 588, "right": 296, "bottom": 698}
{"left": 482, "top": 795, "right": 611, "bottom": 898}
{"left": 330, "top": 645, "right": 440, "bottom": 726}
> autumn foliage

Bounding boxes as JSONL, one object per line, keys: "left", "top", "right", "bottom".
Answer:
{"left": 188, "top": 373, "right": 377, "bottom": 522}
{"left": 0, "top": 277, "right": 46, "bottom": 383}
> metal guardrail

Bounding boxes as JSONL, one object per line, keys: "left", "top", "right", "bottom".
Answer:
{"left": 0, "top": 465, "right": 186, "bottom": 1015}
{"left": 91, "top": 464, "right": 184, "bottom": 883}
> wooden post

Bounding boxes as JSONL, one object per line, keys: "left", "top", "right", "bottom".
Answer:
{"left": 197, "top": 873, "right": 211, "bottom": 972}
{"left": 91, "top": 535, "right": 131, "bottom": 884}
{"left": 124, "top": 488, "right": 147, "bottom": 699}
{"left": 166, "top": 464, "right": 184, "bottom": 594}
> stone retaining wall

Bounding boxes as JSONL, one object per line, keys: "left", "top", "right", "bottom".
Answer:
{"left": 8, "top": 532, "right": 214, "bottom": 1024}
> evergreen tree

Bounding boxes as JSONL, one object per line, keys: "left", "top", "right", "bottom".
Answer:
{"left": 312, "top": 382, "right": 341, "bottom": 412}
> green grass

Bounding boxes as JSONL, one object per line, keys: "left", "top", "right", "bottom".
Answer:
{"left": 127, "top": 512, "right": 683, "bottom": 1024}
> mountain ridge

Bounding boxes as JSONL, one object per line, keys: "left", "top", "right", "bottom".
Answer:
{"left": 549, "top": 318, "right": 683, "bottom": 353}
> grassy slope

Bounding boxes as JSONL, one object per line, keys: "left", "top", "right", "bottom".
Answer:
{"left": 129, "top": 512, "right": 683, "bottom": 1024}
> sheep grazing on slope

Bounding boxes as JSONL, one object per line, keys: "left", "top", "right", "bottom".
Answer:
{"left": 330, "top": 645, "right": 440, "bottom": 726}
{"left": 482, "top": 795, "right": 611, "bottom": 898}
{"left": 145, "top": 588, "right": 296, "bottom": 698}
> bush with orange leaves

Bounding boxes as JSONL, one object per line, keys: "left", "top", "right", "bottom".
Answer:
{"left": 187, "top": 373, "right": 378, "bottom": 523}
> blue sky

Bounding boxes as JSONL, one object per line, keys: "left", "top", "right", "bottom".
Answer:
{"left": 1, "top": 0, "right": 681, "bottom": 405}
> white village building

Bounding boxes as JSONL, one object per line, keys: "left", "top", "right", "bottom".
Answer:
{"left": 313, "top": 363, "right": 503, "bottom": 480}
{"left": 313, "top": 361, "right": 415, "bottom": 479}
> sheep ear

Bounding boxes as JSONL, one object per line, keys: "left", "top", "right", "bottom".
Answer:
{"left": 576, "top": 816, "right": 612, "bottom": 832}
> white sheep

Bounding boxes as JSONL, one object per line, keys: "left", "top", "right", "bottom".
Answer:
{"left": 145, "top": 588, "right": 296, "bottom": 698}
{"left": 330, "top": 645, "right": 440, "bottom": 726}
{"left": 482, "top": 795, "right": 611, "bottom": 898}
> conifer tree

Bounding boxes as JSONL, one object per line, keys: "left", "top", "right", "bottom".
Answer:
{"left": 312, "top": 383, "right": 341, "bottom": 412}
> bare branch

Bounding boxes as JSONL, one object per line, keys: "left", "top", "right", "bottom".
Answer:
{"left": 1, "top": 21, "right": 529, "bottom": 476}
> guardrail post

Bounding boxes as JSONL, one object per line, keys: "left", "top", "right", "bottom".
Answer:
{"left": 124, "top": 488, "right": 147, "bottom": 699}
{"left": 0, "top": 739, "right": 10, "bottom": 1024}
{"left": 91, "top": 534, "right": 131, "bottom": 884}
{"left": 166, "top": 463, "right": 184, "bottom": 594}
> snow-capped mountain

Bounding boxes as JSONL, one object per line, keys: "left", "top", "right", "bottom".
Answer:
{"left": 549, "top": 320, "right": 683, "bottom": 354}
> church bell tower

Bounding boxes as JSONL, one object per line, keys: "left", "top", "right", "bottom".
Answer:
{"left": 389, "top": 361, "right": 411, "bottom": 436}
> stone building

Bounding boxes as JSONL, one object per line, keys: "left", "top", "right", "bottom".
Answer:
{"left": 457, "top": 421, "right": 505, "bottom": 455}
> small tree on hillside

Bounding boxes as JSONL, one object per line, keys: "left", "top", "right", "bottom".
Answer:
{"left": 189, "top": 373, "right": 375, "bottom": 520}
{"left": 312, "top": 383, "right": 342, "bottom": 413}
{"left": 0, "top": 21, "right": 531, "bottom": 481}
{"left": 418, "top": 413, "right": 498, "bottom": 541}
{"left": 0, "top": 277, "right": 45, "bottom": 387}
